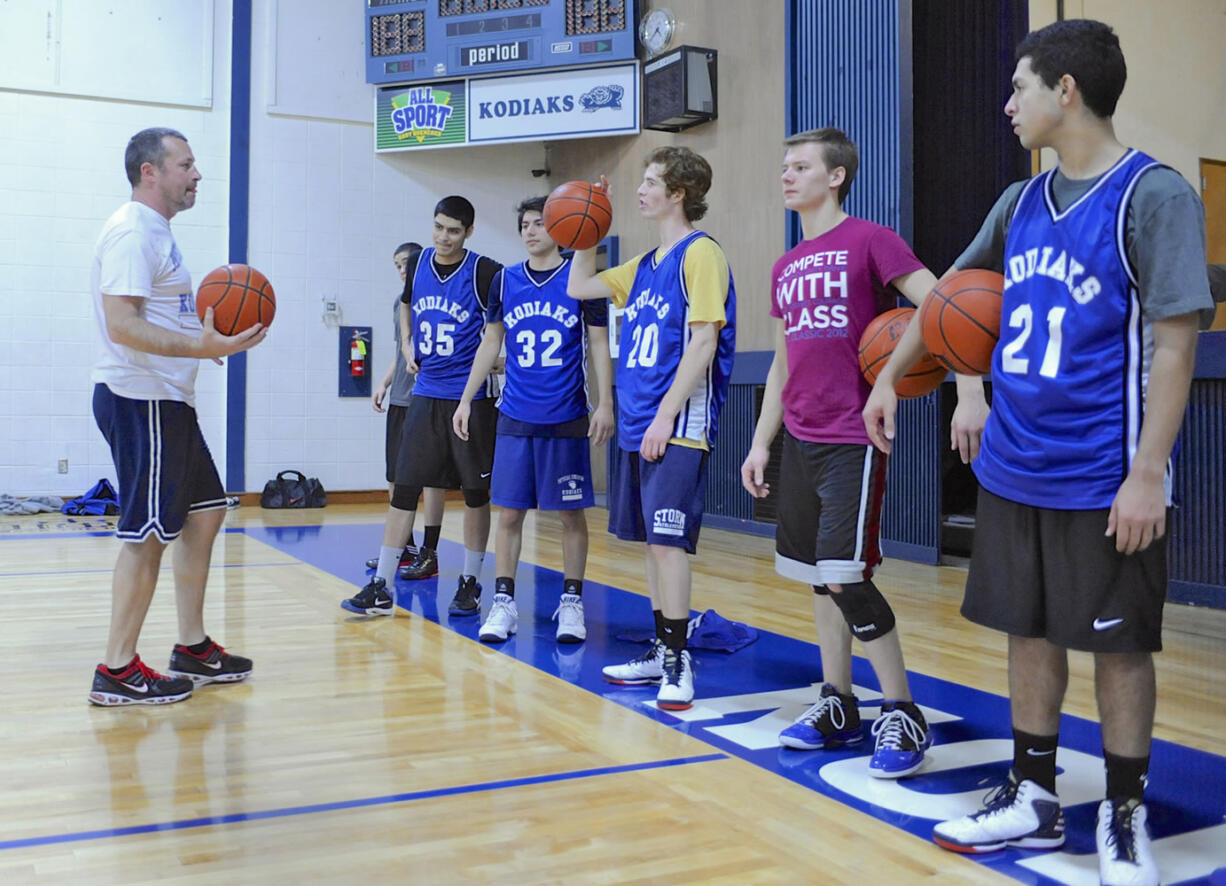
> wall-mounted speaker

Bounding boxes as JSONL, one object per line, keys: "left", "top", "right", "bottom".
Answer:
{"left": 643, "top": 46, "right": 717, "bottom": 132}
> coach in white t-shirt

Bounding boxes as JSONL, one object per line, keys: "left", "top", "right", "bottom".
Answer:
{"left": 87, "top": 127, "right": 266, "bottom": 707}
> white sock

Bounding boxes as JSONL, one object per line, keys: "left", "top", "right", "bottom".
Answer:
{"left": 463, "top": 548, "right": 485, "bottom": 579}
{"left": 376, "top": 545, "right": 401, "bottom": 582}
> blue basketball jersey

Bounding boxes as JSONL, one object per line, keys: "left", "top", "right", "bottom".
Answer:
{"left": 497, "top": 257, "right": 591, "bottom": 424}
{"left": 616, "top": 231, "right": 736, "bottom": 451}
{"left": 409, "top": 248, "right": 489, "bottom": 400}
{"left": 975, "top": 149, "right": 1165, "bottom": 509}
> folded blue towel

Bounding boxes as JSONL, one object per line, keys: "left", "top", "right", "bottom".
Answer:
{"left": 615, "top": 609, "right": 758, "bottom": 653}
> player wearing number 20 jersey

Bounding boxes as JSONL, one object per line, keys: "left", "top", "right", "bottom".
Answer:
{"left": 601, "top": 230, "right": 737, "bottom": 452}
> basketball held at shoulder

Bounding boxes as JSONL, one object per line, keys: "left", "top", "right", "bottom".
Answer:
{"left": 543, "top": 180, "right": 612, "bottom": 251}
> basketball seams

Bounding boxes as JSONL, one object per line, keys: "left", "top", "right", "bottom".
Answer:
{"left": 544, "top": 181, "right": 612, "bottom": 250}
{"left": 196, "top": 263, "right": 275, "bottom": 334}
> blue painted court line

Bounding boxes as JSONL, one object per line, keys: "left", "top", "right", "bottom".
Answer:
{"left": 0, "top": 753, "right": 726, "bottom": 852}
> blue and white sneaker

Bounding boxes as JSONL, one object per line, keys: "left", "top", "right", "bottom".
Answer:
{"left": 779, "top": 683, "right": 863, "bottom": 750}
{"left": 869, "top": 701, "right": 932, "bottom": 778}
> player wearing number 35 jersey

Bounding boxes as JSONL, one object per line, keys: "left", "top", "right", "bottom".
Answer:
{"left": 339, "top": 195, "right": 502, "bottom": 621}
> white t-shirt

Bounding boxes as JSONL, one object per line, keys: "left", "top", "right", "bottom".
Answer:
{"left": 90, "top": 201, "right": 201, "bottom": 404}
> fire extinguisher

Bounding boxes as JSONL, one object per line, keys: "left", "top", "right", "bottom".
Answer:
{"left": 349, "top": 332, "right": 368, "bottom": 378}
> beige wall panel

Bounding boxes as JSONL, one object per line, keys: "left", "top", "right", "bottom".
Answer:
{"left": 551, "top": 0, "right": 788, "bottom": 352}
{"left": 1028, "top": 0, "right": 1226, "bottom": 186}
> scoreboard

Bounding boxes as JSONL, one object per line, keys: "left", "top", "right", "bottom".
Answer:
{"left": 366, "top": 0, "right": 638, "bottom": 85}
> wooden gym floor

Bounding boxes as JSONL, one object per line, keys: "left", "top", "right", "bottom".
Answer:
{"left": 1, "top": 503, "right": 1223, "bottom": 885}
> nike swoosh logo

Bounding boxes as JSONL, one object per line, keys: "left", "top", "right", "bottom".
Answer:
{"left": 197, "top": 659, "right": 222, "bottom": 669}
{"left": 1026, "top": 748, "right": 1055, "bottom": 756}
{"left": 480, "top": 472, "right": 492, "bottom": 478}
{"left": 125, "top": 680, "right": 149, "bottom": 694}
{"left": 1093, "top": 617, "right": 1124, "bottom": 631}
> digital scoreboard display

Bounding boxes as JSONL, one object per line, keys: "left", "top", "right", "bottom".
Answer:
{"left": 366, "top": 0, "right": 637, "bottom": 84}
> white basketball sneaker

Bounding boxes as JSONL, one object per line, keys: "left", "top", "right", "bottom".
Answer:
{"left": 1096, "top": 799, "right": 1159, "bottom": 886}
{"left": 933, "top": 773, "right": 1065, "bottom": 853}
{"left": 602, "top": 639, "right": 665, "bottom": 685}
{"left": 552, "top": 592, "right": 586, "bottom": 643}
{"left": 478, "top": 593, "right": 517, "bottom": 643}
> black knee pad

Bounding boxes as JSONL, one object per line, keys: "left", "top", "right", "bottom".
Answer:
{"left": 812, "top": 584, "right": 830, "bottom": 596}
{"left": 462, "top": 487, "right": 489, "bottom": 508}
{"left": 829, "top": 580, "right": 896, "bottom": 641}
{"left": 391, "top": 484, "right": 422, "bottom": 511}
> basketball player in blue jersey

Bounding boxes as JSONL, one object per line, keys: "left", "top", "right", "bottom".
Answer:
{"left": 568, "top": 147, "right": 736, "bottom": 711}
{"left": 452, "top": 197, "right": 614, "bottom": 646}
{"left": 864, "top": 21, "right": 1213, "bottom": 885}
{"left": 362, "top": 241, "right": 447, "bottom": 582}
{"left": 342, "top": 195, "right": 502, "bottom": 618}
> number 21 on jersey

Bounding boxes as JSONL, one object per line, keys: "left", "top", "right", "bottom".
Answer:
{"left": 1000, "top": 305, "right": 1066, "bottom": 379}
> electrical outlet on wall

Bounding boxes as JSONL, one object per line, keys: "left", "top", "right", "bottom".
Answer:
{"left": 57, "top": 459, "right": 68, "bottom": 473}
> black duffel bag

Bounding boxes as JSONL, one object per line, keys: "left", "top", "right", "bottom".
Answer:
{"left": 259, "top": 470, "right": 327, "bottom": 509}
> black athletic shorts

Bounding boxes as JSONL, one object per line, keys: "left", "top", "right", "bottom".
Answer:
{"left": 394, "top": 395, "right": 494, "bottom": 491}
{"left": 774, "top": 433, "right": 887, "bottom": 587}
{"left": 963, "top": 487, "right": 1168, "bottom": 653}
{"left": 384, "top": 403, "right": 408, "bottom": 484}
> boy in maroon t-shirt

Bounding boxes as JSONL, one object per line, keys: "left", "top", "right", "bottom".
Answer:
{"left": 741, "top": 127, "right": 987, "bottom": 778}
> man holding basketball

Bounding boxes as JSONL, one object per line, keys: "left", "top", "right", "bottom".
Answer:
{"left": 342, "top": 195, "right": 502, "bottom": 618}
{"left": 452, "top": 197, "right": 613, "bottom": 645}
{"left": 864, "top": 20, "right": 1213, "bottom": 884}
{"left": 740, "top": 127, "right": 988, "bottom": 777}
{"left": 568, "top": 147, "right": 736, "bottom": 711}
{"left": 88, "top": 127, "right": 265, "bottom": 705}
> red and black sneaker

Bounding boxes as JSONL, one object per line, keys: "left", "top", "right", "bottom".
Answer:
{"left": 365, "top": 544, "right": 418, "bottom": 572}
{"left": 397, "top": 547, "right": 439, "bottom": 580}
{"left": 167, "top": 638, "right": 253, "bottom": 685}
{"left": 89, "top": 655, "right": 194, "bottom": 706}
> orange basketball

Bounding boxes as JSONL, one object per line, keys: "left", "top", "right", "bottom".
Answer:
{"left": 859, "top": 307, "right": 947, "bottom": 398}
{"left": 918, "top": 269, "right": 1004, "bottom": 375}
{"left": 543, "top": 180, "right": 612, "bottom": 250}
{"left": 195, "top": 263, "right": 276, "bottom": 336}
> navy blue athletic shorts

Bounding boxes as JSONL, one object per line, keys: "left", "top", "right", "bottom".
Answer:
{"left": 92, "top": 383, "right": 226, "bottom": 542}
{"left": 608, "top": 444, "right": 708, "bottom": 553}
